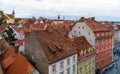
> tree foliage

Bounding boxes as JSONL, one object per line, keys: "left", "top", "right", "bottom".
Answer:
{"left": 1, "top": 26, "right": 17, "bottom": 45}
{"left": 0, "top": 10, "right": 6, "bottom": 25}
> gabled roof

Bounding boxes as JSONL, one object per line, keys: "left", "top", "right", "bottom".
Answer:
{"left": 4, "top": 14, "right": 15, "bottom": 20}
{"left": 2, "top": 46, "right": 15, "bottom": 69}
{"left": 6, "top": 53, "right": 35, "bottom": 74}
{"left": 69, "top": 36, "right": 94, "bottom": 58}
{"left": 29, "top": 30, "right": 77, "bottom": 64}
{"left": 0, "top": 65, "right": 3, "bottom": 74}
{"left": 80, "top": 17, "right": 110, "bottom": 32}
{"left": 2, "top": 45, "right": 38, "bottom": 74}
{"left": 0, "top": 24, "right": 7, "bottom": 34}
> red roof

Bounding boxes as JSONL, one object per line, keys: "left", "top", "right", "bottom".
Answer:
{"left": 2, "top": 46, "right": 15, "bottom": 69}
{"left": 6, "top": 53, "right": 35, "bottom": 74}
{"left": 13, "top": 40, "right": 24, "bottom": 45}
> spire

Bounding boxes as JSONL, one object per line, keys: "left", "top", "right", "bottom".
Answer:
{"left": 58, "top": 14, "right": 60, "bottom": 19}
{"left": 12, "top": 8, "right": 15, "bottom": 15}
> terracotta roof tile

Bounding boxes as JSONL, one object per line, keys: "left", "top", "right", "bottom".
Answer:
{"left": 31, "top": 30, "right": 77, "bottom": 63}
{"left": 0, "top": 65, "right": 3, "bottom": 74}
{"left": 80, "top": 17, "right": 110, "bottom": 32}
{"left": 0, "top": 24, "right": 7, "bottom": 34}
{"left": 6, "top": 53, "right": 35, "bottom": 74}
{"left": 4, "top": 14, "right": 15, "bottom": 20}
{"left": 69, "top": 36, "right": 94, "bottom": 58}
{"left": 2, "top": 46, "right": 15, "bottom": 60}
{"left": 13, "top": 40, "right": 24, "bottom": 45}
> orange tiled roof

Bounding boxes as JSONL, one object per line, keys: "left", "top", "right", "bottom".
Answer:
{"left": 0, "top": 24, "right": 7, "bottom": 34}
{"left": 69, "top": 36, "right": 93, "bottom": 57}
{"left": 2, "top": 45, "right": 15, "bottom": 69}
{"left": 6, "top": 53, "right": 35, "bottom": 74}
{"left": 2, "top": 46, "right": 15, "bottom": 60}
{"left": 4, "top": 14, "right": 15, "bottom": 20}
{"left": 31, "top": 30, "right": 77, "bottom": 63}
{"left": 80, "top": 17, "right": 110, "bottom": 32}
{"left": 0, "top": 65, "right": 3, "bottom": 74}
{"left": 31, "top": 23, "right": 47, "bottom": 30}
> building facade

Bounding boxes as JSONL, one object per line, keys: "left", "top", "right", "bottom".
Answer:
{"left": 25, "top": 30, "right": 77, "bottom": 74}
{"left": 70, "top": 36, "right": 96, "bottom": 74}
{"left": 69, "top": 17, "right": 113, "bottom": 69}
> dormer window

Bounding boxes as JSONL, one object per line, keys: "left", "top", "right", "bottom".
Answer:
{"left": 109, "top": 32, "right": 112, "bottom": 35}
{"left": 84, "top": 50, "right": 86, "bottom": 55}
{"left": 106, "top": 32, "right": 108, "bottom": 35}
{"left": 82, "top": 27, "right": 84, "bottom": 29}
{"left": 102, "top": 33, "right": 104, "bottom": 36}
{"left": 80, "top": 50, "right": 83, "bottom": 56}
{"left": 97, "top": 33, "right": 99, "bottom": 37}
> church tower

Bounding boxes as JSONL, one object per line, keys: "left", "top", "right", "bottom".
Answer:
{"left": 58, "top": 14, "right": 60, "bottom": 19}
{"left": 12, "top": 8, "right": 15, "bottom": 15}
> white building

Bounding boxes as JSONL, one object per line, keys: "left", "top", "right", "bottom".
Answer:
{"left": 49, "top": 54, "right": 77, "bottom": 74}
{"left": 25, "top": 30, "right": 77, "bottom": 74}
{"left": 69, "top": 22, "right": 96, "bottom": 48}
{"left": 113, "top": 24, "right": 120, "bottom": 43}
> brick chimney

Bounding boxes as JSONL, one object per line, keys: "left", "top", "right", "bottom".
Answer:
{"left": 91, "top": 17, "right": 95, "bottom": 21}
{"left": 80, "top": 17, "right": 85, "bottom": 21}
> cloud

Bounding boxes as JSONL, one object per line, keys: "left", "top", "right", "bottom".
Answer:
{"left": 0, "top": 0, "right": 120, "bottom": 20}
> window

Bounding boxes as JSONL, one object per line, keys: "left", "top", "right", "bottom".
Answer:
{"left": 102, "top": 60, "right": 104, "bottom": 65}
{"left": 73, "top": 64, "right": 76, "bottom": 74}
{"left": 52, "top": 64, "right": 56, "bottom": 73}
{"left": 84, "top": 65, "right": 87, "bottom": 70}
{"left": 88, "top": 32, "right": 90, "bottom": 35}
{"left": 80, "top": 51, "right": 83, "bottom": 56}
{"left": 106, "top": 50, "right": 108, "bottom": 54}
{"left": 84, "top": 50, "right": 86, "bottom": 55}
{"left": 79, "top": 32, "right": 81, "bottom": 34}
{"left": 109, "top": 32, "right": 112, "bottom": 35}
{"left": 102, "top": 33, "right": 104, "bottom": 36}
{"left": 82, "top": 27, "right": 84, "bottom": 29}
{"left": 80, "top": 68, "right": 82, "bottom": 74}
{"left": 97, "top": 33, "right": 99, "bottom": 37}
{"left": 102, "top": 52, "right": 104, "bottom": 57}
{"left": 60, "top": 71, "right": 64, "bottom": 74}
{"left": 96, "top": 63, "right": 98, "bottom": 68}
{"left": 60, "top": 61, "right": 64, "bottom": 70}
{"left": 106, "top": 32, "right": 108, "bottom": 35}
{"left": 67, "top": 68, "right": 70, "bottom": 74}
{"left": 74, "top": 31, "right": 76, "bottom": 34}
{"left": 67, "top": 58, "right": 70, "bottom": 66}
{"left": 73, "top": 56, "right": 76, "bottom": 63}
{"left": 102, "top": 39, "right": 104, "bottom": 43}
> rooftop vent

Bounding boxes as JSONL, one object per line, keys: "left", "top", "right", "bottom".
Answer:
{"left": 48, "top": 45, "right": 57, "bottom": 55}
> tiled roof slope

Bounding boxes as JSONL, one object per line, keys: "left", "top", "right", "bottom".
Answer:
{"left": 32, "top": 30, "right": 77, "bottom": 63}
{"left": 6, "top": 53, "right": 35, "bottom": 74}
{"left": 4, "top": 14, "right": 15, "bottom": 20}
{"left": 0, "top": 65, "right": 3, "bottom": 74}
{"left": 0, "top": 24, "right": 7, "bottom": 34}
{"left": 80, "top": 17, "right": 110, "bottom": 32}
{"left": 70, "top": 36, "right": 93, "bottom": 57}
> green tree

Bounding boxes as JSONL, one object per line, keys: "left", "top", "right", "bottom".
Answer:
{"left": 1, "top": 26, "right": 17, "bottom": 45}
{"left": 0, "top": 10, "right": 6, "bottom": 25}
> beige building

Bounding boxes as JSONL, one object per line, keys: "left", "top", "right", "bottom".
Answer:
{"left": 4, "top": 14, "right": 15, "bottom": 24}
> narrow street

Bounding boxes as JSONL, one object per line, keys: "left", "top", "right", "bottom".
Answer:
{"left": 102, "top": 42, "right": 120, "bottom": 74}
{"left": 103, "top": 54, "right": 120, "bottom": 74}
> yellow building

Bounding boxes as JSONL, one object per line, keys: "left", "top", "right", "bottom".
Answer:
{"left": 70, "top": 36, "right": 96, "bottom": 74}
{"left": 78, "top": 54, "right": 95, "bottom": 74}
{"left": 4, "top": 14, "right": 15, "bottom": 24}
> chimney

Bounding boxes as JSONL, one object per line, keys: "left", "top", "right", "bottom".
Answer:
{"left": 80, "top": 17, "right": 85, "bottom": 21}
{"left": 13, "top": 45, "right": 19, "bottom": 56}
{"left": 91, "top": 17, "right": 95, "bottom": 21}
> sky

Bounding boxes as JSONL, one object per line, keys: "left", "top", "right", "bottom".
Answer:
{"left": 0, "top": 0, "right": 120, "bottom": 21}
